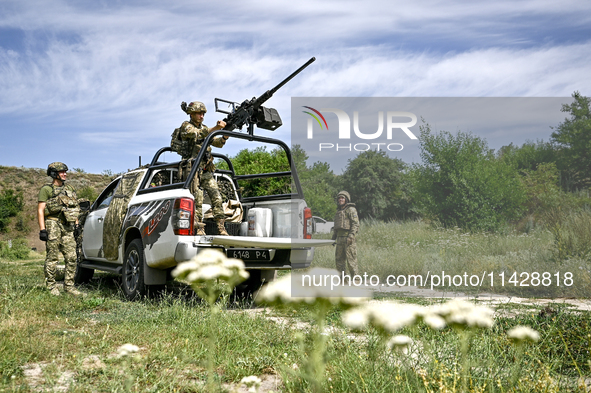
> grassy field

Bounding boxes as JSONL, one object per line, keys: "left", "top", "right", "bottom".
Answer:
{"left": 2, "top": 221, "right": 591, "bottom": 392}
{"left": 312, "top": 220, "right": 591, "bottom": 298}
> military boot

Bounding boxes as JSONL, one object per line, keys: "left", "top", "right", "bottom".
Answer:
{"left": 216, "top": 219, "right": 229, "bottom": 236}
{"left": 195, "top": 218, "right": 206, "bottom": 236}
{"left": 50, "top": 287, "right": 61, "bottom": 296}
{"left": 64, "top": 286, "right": 83, "bottom": 296}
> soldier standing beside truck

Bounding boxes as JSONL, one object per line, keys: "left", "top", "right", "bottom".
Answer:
{"left": 37, "top": 162, "right": 83, "bottom": 296}
{"left": 332, "top": 191, "right": 359, "bottom": 277}
{"left": 172, "top": 101, "right": 230, "bottom": 236}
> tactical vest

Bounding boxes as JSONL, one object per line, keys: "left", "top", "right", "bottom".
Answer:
{"left": 171, "top": 121, "right": 210, "bottom": 162}
{"left": 334, "top": 208, "right": 351, "bottom": 231}
{"left": 170, "top": 121, "right": 192, "bottom": 159}
{"left": 44, "top": 184, "right": 80, "bottom": 223}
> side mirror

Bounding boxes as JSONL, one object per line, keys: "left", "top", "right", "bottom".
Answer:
{"left": 79, "top": 200, "right": 91, "bottom": 211}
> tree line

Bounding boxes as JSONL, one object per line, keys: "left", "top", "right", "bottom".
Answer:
{"left": 219, "top": 92, "right": 590, "bottom": 232}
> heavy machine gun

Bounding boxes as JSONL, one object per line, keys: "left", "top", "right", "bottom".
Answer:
{"left": 215, "top": 57, "right": 315, "bottom": 135}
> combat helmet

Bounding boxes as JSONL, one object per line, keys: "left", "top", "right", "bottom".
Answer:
{"left": 183, "top": 101, "right": 207, "bottom": 114}
{"left": 47, "top": 162, "right": 68, "bottom": 179}
{"left": 336, "top": 190, "right": 351, "bottom": 204}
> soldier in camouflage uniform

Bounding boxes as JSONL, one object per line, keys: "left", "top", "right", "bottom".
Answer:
{"left": 178, "top": 101, "right": 229, "bottom": 236}
{"left": 37, "top": 162, "right": 83, "bottom": 296}
{"left": 331, "top": 191, "right": 359, "bottom": 276}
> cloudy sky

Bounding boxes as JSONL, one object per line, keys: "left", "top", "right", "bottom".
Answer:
{"left": 1, "top": 0, "right": 590, "bottom": 174}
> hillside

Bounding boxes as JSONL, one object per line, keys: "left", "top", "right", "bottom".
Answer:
{"left": 0, "top": 165, "right": 116, "bottom": 252}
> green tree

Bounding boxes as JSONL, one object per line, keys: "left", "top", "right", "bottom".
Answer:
{"left": 289, "top": 145, "right": 339, "bottom": 219}
{"left": 519, "top": 162, "right": 562, "bottom": 216}
{"left": 300, "top": 161, "right": 339, "bottom": 219}
{"left": 497, "top": 140, "right": 558, "bottom": 171}
{"left": 218, "top": 147, "right": 291, "bottom": 198}
{"left": 340, "top": 150, "right": 409, "bottom": 220}
{"left": 551, "top": 91, "right": 591, "bottom": 191}
{"left": 412, "top": 125, "right": 525, "bottom": 231}
{"left": 290, "top": 144, "right": 309, "bottom": 175}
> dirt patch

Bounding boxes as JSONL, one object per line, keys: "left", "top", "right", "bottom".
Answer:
{"left": 22, "top": 362, "right": 74, "bottom": 392}
{"left": 224, "top": 374, "right": 283, "bottom": 393}
{"left": 371, "top": 284, "right": 591, "bottom": 312}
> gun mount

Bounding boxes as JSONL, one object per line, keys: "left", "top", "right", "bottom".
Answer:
{"left": 215, "top": 57, "right": 316, "bottom": 135}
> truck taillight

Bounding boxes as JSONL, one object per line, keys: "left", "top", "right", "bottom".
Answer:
{"left": 173, "top": 198, "right": 194, "bottom": 236}
{"left": 304, "top": 207, "right": 312, "bottom": 239}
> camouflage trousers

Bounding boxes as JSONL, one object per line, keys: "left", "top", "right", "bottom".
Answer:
{"left": 190, "top": 171, "right": 225, "bottom": 221}
{"left": 44, "top": 219, "right": 77, "bottom": 289}
{"left": 335, "top": 235, "right": 358, "bottom": 276}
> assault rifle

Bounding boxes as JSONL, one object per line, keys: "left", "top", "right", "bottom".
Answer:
{"left": 215, "top": 57, "right": 315, "bottom": 135}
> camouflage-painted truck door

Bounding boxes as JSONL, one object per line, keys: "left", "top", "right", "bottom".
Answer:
{"left": 102, "top": 171, "right": 144, "bottom": 261}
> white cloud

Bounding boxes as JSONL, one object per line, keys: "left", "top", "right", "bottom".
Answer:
{"left": 0, "top": 0, "right": 590, "bottom": 173}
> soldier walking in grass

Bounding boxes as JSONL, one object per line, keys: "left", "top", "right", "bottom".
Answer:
{"left": 37, "top": 162, "right": 83, "bottom": 296}
{"left": 332, "top": 191, "right": 359, "bottom": 276}
{"left": 172, "top": 101, "right": 230, "bottom": 236}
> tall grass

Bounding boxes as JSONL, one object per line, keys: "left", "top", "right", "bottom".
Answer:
{"left": 2, "top": 221, "right": 591, "bottom": 392}
{"left": 544, "top": 208, "right": 591, "bottom": 262}
{"left": 313, "top": 219, "right": 591, "bottom": 297}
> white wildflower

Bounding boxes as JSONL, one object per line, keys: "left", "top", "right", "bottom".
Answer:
{"left": 256, "top": 273, "right": 293, "bottom": 304}
{"left": 170, "top": 260, "right": 200, "bottom": 277}
{"left": 116, "top": 343, "right": 139, "bottom": 358}
{"left": 342, "top": 301, "right": 422, "bottom": 333}
{"left": 172, "top": 249, "right": 248, "bottom": 286}
{"left": 421, "top": 312, "right": 447, "bottom": 330}
{"left": 387, "top": 335, "right": 413, "bottom": 350}
{"left": 186, "top": 264, "right": 232, "bottom": 282}
{"left": 257, "top": 268, "right": 370, "bottom": 308}
{"left": 341, "top": 307, "right": 369, "bottom": 330}
{"left": 429, "top": 299, "right": 494, "bottom": 329}
{"left": 240, "top": 375, "right": 262, "bottom": 393}
{"left": 507, "top": 326, "right": 540, "bottom": 343}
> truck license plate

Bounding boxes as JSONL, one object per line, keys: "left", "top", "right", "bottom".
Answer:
{"left": 227, "top": 249, "right": 271, "bottom": 261}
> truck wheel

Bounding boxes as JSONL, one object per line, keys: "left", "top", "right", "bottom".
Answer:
{"left": 122, "top": 239, "right": 147, "bottom": 301}
{"left": 74, "top": 241, "right": 94, "bottom": 284}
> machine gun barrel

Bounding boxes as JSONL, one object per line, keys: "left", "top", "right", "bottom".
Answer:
{"left": 254, "top": 56, "right": 316, "bottom": 106}
{"left": 219, "top": 57, "right": 316, "bottom": 133}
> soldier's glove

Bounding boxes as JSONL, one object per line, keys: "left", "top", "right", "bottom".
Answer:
{"left": 39, "top": 230, "right": 48, "bottom": 242}
{"left": 74, "top": 224, "right": 82, "bottom": 238}
{"left": 347, "top": 236, "right": 354, "bottom": 246}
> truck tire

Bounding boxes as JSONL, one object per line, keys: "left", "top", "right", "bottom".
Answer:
{"left": 74, "top": 241, "right": 94, "bottom": 284}
{"left": 122, "top": 239, "right": 147, "bottom": 301}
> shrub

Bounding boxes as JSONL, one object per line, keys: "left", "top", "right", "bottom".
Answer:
{"left": 77, "top": 185, "right": 99, "bottom": 203}
{"left": 519, "top": 162, "right": 562, "bottom": 216}
{"left": 14, "top": 213, "right": 30, "bottom": 234}
{"left": 0, "top": 189, "right": 24, "bottom": 233}
{"left": 412, "top": 124, "right": 525, "bottom": 231}
{"left": 0, "top": 238, "right": 30, "bottom": 260}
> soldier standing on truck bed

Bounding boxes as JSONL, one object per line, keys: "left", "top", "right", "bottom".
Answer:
{"left": 332, "top": 191, "right": 359, "bottom": 277}
{"left": 172, "top": 101, "right": 229, "bottom": 236}
{"left": 37, "top": 162, "right": 83, "bottom": 296}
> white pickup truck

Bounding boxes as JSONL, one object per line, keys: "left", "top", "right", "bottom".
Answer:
{"left": 74, "top": 132, "right": 333, "bottom": 300}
